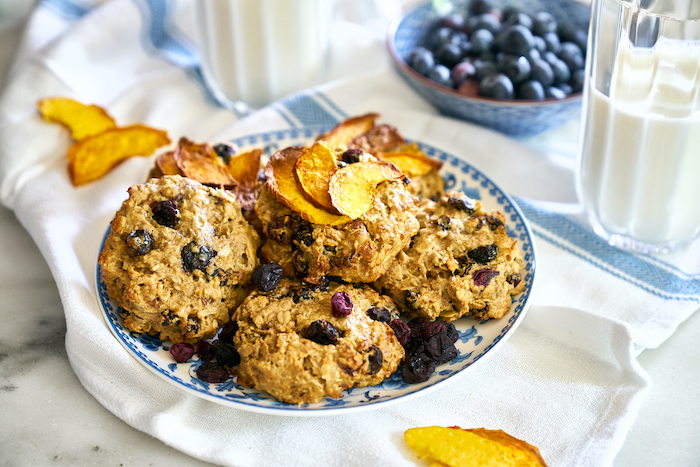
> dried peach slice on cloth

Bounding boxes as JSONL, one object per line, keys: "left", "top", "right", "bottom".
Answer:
{"left": 315, "top": 112, "right": 380, "bottom": 148}
{"left": 173, "top": 137, "right": 235, "bottom": 186}
{"left": 329, "top": 161, "right": 404, "bottom": 219}
{"left": 404, "top": 426, "right": 548, "bottom": 467}
{"left": 68, "top": 124, "right": 170, "bottom": 186}
{"left": 37, "top": 96, "right": 117, "bottom": 142}
{"left": 294, "top": 141, "right": 339, "bottom": 212}
{"left": 265, "top": 147, "right": 351, "bottom": 226}
{"left": 377, "top": 151, "right": 443, "bottom": 178}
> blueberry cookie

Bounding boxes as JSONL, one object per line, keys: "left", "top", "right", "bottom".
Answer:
{"left": 233, "top": 278, "right": 405, "bottom": 404}
{"left": 374, "top": 192, "right": 525, "bottom": 322}
{"left": 255, "top": 180, "right": 420, "bottom": 285}
{"left": 98, "top": 175, "right": 260, "bottom": 343}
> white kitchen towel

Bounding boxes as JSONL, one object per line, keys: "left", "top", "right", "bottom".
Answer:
{"left": 0, "top": 0, "right": 698, "bottom": 466}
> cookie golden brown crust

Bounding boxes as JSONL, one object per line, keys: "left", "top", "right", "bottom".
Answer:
{"left": 374, "top": 192, "right": 525, "bottom": 322}
{"left": 255, "top": 179, "right": 420, "bottom": 285}
{"left": 98, "top": 175, "right": 260, "bottom": 343}
{"left": 233, "top": 278, "right": 404, "bottom": 404}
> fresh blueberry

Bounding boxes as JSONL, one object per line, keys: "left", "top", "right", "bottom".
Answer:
{"left": 435, "top": 42, "right": 463, "bottom": 68}
{"left": 503, "top": 12, "right": 533, "bottom": 30}
{"left": 545, "top": 86, "right": 567, "bottom": 99}
{"left": 532, "top": 11, "right": 557, "bottom": 36}
{"left": 451, "top": 61, "right": 476, "bottom": 86}
{"left": 530, "top": 58, "right": 555, "bottom": 87}
{"left": 474, "top": 59, "right": 499, "bottom": 82}
{"left": 559, "top": 41, "right": 585, "bottom": 72}
{"left": 439, "top": 13, "right": 465, "bottom": 31}
{"left": 523, "top": 47, "right": 541, "bottom": 64}
{"left": 518, "top": 80, "right": 546, "bottom": 100}
{"left": 557, "top": 82, "right": 573, "bottom": 95}
{"left": 427, "top": 64, "right": 455, "bottom": 88}
{"left": 470, "top": 28, "right": 495, "bottom": 55}
{"left": 544, "top": 51, "right": 571, "bottom": 85}
{"left": 500, "top": 55, "right": 531, "bottom": 85}
{"left": 468, "top": 0, "right": 493, "bottom": 16}
{"left": 543, "top": 31, "right": 562, "bottom": 54}
{"left": 498, "top": 25, "right": 535, "bottom": 56}
{"left": 408, "top": 47, "right": 435, "bottom": 76}
{"left": 479, "top": 73, "right": 514, "bottom": 99}
{"left": 532, "top": 35, "right": 547, "bottom": 54}
{"left": 466, "top": 13, "right": 502, "bottom": 36}
{"left": 573, "top": 29, "right": 588, "bottom": 54}
{"left": 429, "top": 26, "right": 460, "bottom": 49}
{"left": 571, "top": 68, "right": 585, "bottom": 93}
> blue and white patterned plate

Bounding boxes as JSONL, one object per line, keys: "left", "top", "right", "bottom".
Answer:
{"left": 96, "top": 126, "right": 536, "bottom": 416}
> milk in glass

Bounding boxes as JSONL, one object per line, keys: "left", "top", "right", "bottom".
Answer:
{"left": 578, "top": 0, "right": 700, "bottom": 252}
{"left": 194, "top": 0, "right": 332, "bottom": 111}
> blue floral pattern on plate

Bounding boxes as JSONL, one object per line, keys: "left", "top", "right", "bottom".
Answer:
{"left": 95, "top": 127, "right": 536, "bottom": 416}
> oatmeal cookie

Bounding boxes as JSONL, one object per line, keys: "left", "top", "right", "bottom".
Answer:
{"left": 374, "top": 192, "right": 525, "bottom": 322}
{"left": 98, "top": 175, "right": 260, "bottom": 343}
{"left": 233, "top": 278, "right": 404, "bottom": 404}
{"left": 255, "top": 179, "right": 420, "bottom": 285}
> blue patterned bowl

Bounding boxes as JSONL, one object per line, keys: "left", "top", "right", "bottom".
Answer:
{"left": 387, "top": 0, "right": 591, "bottom": 137}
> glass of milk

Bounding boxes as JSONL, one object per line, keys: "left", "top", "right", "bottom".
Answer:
{"left": 577, "top": 0, "right": 700, "bottom": 253}
{"left": 193, "top": 0, "right": 332, "bottom": 113}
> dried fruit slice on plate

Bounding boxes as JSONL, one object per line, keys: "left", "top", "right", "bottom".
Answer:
{"left": 68, "top": 124, "right": 170, "bottom": 186}
{"left": 329, "top": 161, "right": 404, "bottom": 219}
{"left": 348, "top": 123, "right": 406, "bottom": 154}
{"left": 404, "top": 426, "right": 548, "bottom": 467}
{"left": 377, "top": 151, "right": 443, "bottom": 178}
{"left": 294, "top": 141, "right": 339, "bottom": 212}
{"left": 226, "top": 148, "right": 263, "bottom": 211}
{"left": 37, "top": 96, "right": 117, "bottom": 142}
{"left": 265, "top": 147, "right": 351, "bottom": 226}
{"left": 315, "top": 112, "right": 379, "bottom": 148}
{"left": 173, "top": 137, "right": 235, "bottom": 186}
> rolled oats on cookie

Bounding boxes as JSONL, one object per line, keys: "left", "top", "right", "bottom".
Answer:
{"left": 98, "top": 175, "right": 260, "bottom": 343}
{"left": 374, "top": 191, "right": 525, "bottom": 322}
{"left": 233, "top": 278, "right": 405, "bottom": 404}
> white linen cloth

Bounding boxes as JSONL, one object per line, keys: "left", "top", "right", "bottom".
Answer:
{"left": 0, "top": 0, "right": 698, "bottom": 466}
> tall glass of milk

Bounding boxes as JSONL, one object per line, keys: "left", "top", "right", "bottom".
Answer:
{"left": 193, "top": 0, "right": 332, "bottom": 113}
{"left": 577, "top": 0, "right": 700, "bottom": 253}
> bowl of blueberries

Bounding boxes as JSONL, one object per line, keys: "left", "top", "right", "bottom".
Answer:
{"left": 387, "top": 0, "right": 590, "bottom": 137}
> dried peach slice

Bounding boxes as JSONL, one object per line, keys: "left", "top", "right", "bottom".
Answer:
{"left": 226, "top": 148, "right": 262, "bottom": 187}
{"left": 155, "top": 150, "right": 182, "bottom": 176}
{"left": 315, "top": 113, "right": 380, "bottom": 148}
{"left": 377, "top": 151, "right": 443, "bottom": 178}
{"left": 37, "top": 96, "right": 117, "bottom": 141}
{"left": 404, "top": 426, "right": 548, "bottom": 467}
{"left": 173, "top": 137, "right": 235, "bottom": 186}
{"left": 294, "top": 141, "right": 339, "bottom": 212}
{"left": 67, "top": 124, "right": 170, "bottom": 186}
{"left": 265, "top": 147, "right": 351, "bottom": 226}
{"left": 328, "top": 161, "right": 404, "bottom": 219}
{"left": 227, "top": 148, "right": 263, "bottom": 211}
{"left": 348, "top": 124, "right": 406, "bottom": 154}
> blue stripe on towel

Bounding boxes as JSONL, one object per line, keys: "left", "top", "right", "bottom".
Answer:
{"left": 134, "top": 0, "right": 198, "bottom": 68}
{"left": 516, "top": 198, "right": 700, "bottom": 301}
{"left": 277, "top": 94, "right": 341, "bottom": 128}
{"left": 41, "top": 0, "right": 90, "bottom": 19}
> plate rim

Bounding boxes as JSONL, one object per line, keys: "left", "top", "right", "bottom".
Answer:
{"left": 94, "top": 125, "right": 537, "bottom": 416}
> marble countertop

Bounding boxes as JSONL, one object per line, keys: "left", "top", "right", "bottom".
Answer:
{"left": 1, "top": 8, "right": 699, "bottom": 467}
